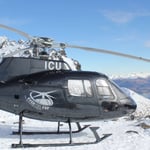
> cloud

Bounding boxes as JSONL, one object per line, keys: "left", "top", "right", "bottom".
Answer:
{"left": 101, "top": 10, "right": 150, "bottom": 24}
{"left": 0, "top": 17, "right": 30, "bottom": 26}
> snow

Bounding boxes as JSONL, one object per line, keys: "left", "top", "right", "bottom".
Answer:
{"left": 1, "top": 88, "right": 150, "bottom": 150}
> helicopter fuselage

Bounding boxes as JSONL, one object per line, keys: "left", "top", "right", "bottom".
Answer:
{"left": 0, "top": 58, "right": 136, "bottom": 122}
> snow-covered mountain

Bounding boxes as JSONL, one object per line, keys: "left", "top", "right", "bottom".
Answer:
{"left": 1, "top": 88, "right": 150, "bottom": 150}
{"left": 113, "top": 74, "right": 150, "bottom": 99}
{"left": 0, "top": 36, "right": 81, "bottom": 71}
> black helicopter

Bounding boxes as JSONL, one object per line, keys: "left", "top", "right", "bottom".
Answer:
{"left": 0, "top": 24, "right": 149, "bottom": 148}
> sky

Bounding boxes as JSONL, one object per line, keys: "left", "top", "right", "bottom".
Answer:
{"left": 0, "top": 0, "right": 150, "bottom": 75}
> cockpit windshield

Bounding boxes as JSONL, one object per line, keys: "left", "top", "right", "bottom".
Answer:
{"left": 96, "top": 79, "right": 114, "bottom": 100}
{"left": 109, "top": 80, "right": 128, "bottom": 100}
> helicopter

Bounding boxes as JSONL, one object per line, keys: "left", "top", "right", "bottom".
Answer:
{"left": 0, "top": 24, "right": 149, "bottom": 148}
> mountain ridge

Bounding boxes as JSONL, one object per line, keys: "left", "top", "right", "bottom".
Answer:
{"left": 110, "top": 72, "right": 150, "bottom": 79}
{"left": 113, "top": 73, "right": 150, "bottom": 99}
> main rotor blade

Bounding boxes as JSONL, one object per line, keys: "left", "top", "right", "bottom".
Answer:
{"left": 67, "top": 44, "right": 150, "bottom": 63}
{"left": 0, "top": 24, "right": 31, "bottom": 39}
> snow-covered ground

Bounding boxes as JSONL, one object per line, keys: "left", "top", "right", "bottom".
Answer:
{"left": 1, "top": 88, "right": 150, "bottom": 150}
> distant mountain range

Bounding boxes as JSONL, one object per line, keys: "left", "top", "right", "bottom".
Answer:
{"left": 112, "top": 73, "right": 150, "bottom": 99}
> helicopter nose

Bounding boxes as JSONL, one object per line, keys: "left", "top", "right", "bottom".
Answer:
{"left": 120, "top": 97, "right": 137, "bottom": 114}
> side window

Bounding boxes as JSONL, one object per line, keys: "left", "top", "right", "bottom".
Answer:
{"left": 68, "top": 80, "right": 84, "bottom": 96}
{"left": 96, "top": 79, "right": 114, "bottom": 99}
{"left": 68, "top": 79, "right": 92, "bottom": 97}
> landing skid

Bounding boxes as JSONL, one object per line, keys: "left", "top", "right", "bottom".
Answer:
{"left": 11, "top": 112, "right": 112, "bottom": 148}
{"left": 12, "top": 127, "right": 112, "bottom": 148}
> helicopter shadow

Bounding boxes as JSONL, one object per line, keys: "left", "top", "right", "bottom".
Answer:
{"left": 0, "top": 122, "right": 88, "bottom": 141}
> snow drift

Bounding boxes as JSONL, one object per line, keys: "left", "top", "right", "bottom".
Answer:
{"left": 123, "top": 88, "right": 150, "bottom": 118}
